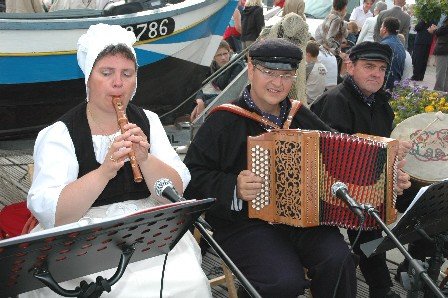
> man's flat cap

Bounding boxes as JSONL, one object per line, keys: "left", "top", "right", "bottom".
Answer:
{"left": 249, "top": 38, "right": 302, "bottom": 71}
{"left": 349, "top": 41, "right": 392, "bottom": 65}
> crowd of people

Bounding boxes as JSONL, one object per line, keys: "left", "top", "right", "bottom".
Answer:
{"left": 308, "top": 0, "right": 446, "bottom": 97}
{"left": 4, "top": 0, "right": 447, "bottom": 297}
{"left": 193, "top": 0, "right": 446, "bottom": 112}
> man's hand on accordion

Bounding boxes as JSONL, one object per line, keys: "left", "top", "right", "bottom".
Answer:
{"left": 395, "top": 141, "right": 412, "bottom": 195}
{"left": 237, "top": 170, "right": 264, "bottom": 201}
{"left": 396, "top": 160, "right": 411, "bottom": 196}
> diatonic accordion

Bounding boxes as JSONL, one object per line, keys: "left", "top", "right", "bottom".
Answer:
{"left": 247, "top": 129, "right": 399, "bottom": 229}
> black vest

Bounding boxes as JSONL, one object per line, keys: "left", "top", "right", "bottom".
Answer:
{"left": 59, "top": 102, "right": 151, "bottom": 207}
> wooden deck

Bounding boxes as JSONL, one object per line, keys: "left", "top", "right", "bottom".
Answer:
{"left": 0, "top": 149, "right": 33, "bottom": 209}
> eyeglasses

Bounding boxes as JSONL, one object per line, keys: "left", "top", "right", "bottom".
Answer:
{"left": 253, "top": 64, "right": 297, "bottom": 82}
{"left": 214, "top": 52, "right": 230, "bottom": 58}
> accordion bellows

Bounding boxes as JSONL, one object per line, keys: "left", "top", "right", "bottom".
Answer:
{"left": 247, "top": 129, "right": 399, "bottom": 230}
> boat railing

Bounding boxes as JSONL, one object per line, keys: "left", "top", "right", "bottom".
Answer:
{"left": 263, "top": 5, "right": 281, "bottom": 21}
{"left": 159, "top": 44, "right": 250, "bottom": 121}
{"left": 199, "top": 46, "right": 249, "bottom": 93}
{"left": 163, "top": 56, "right": 248, "bottom": 149}
{"left": 189, "top": 64, "right": 248, "bottom": 139}
{"left": 0, "top": 0, "right": 166, "bottom": 20}
{"left": 103, "top": 0, "right": 166, "bottom": 16}
{"left": 188, "top": 42, "right": 254, "bottom": 124}
{"left": 163, "top": 60, "right": 247, "bottom": 150}
{"left": 0, "top": 9, "right": 103, "bottom": 20}
{"left": 162, "top": 44, "right": 249, "bottom": 149}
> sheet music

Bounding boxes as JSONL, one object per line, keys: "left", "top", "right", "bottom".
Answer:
{"left": 390, "top": 179, "right": 448, "bottom": 229}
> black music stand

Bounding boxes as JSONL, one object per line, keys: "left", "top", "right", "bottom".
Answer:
{"left": 0, "top": 199, "right": 214, "bottom": 297}
{"left": 360, "top": 180, "right": 448, "bottom": 297}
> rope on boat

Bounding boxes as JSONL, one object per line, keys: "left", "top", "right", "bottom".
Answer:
{"left": 158, "top": 44, "right": 253, "bottom": 120}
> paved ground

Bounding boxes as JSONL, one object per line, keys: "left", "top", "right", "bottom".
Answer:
{"left": 414, "top": 59, "right": 437, "bottom": 90}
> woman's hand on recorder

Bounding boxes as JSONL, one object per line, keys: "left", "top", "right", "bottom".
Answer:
{"left": 122, "top": 122, "right": 151, "bottom": 163}
{"left": 100, "top": 134, "right": 132, "bottom": 180}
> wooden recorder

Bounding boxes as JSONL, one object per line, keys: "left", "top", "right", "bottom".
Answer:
{"left": 112, "top": 97, "right": 143, "bottom": 183}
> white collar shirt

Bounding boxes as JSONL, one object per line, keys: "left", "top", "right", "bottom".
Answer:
{"left": 349, "top": 5, "right": 373, "bottom": 28}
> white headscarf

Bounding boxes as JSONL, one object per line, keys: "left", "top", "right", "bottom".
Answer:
{"left": 77, "top": 23, "right": 137, "bottom": 100}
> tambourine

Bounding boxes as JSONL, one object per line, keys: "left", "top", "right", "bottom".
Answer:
{"left": 391, "top": 112, "right": 447, "bottom": 185}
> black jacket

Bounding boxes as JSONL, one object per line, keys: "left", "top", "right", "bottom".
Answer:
{"left": 414, "top": 20, "right": 437, "bottom": 45}
{"left": 310, "top": 77, "right": 394, "bottom": 137}
{"left": 434, "top": 23, "right": 448, "bottom": 56}
{"left": 212, "top": 58, "right": 246, "bottom": 91}
{"left": 59, "top": 102, "right": 151, "bottom": 207}
{"left": 241, "top": 6, "right": 264, "bottom": 42}
{"left": 184, "top": 95, "right": 331, "bottom": 230}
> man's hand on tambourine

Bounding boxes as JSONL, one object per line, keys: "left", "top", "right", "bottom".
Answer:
{"left": 397, "top": 140, "right": 412, "bottom": 161}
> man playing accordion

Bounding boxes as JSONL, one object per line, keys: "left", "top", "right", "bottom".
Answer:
{"left": 184, "top": 38, "right": 358, "bottom": 297}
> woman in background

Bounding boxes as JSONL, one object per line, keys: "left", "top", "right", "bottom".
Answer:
{"left": 267, "top": 12, "right": 309, "bottom": 104}
{"left": 282, "top": 0, "right": 305, "bottom": 20}
{"left": 241, "top": 0, "right": 264, "bottom": 49}
{"left": 223, "top": 0, "right": 245, "bottom": 53}
{"left": 315, "top": 0, "right": 348, "bottom": 80}
{"left": 411, "top": 18, "right": 438, "bottom": 81}
{"left": 429, "top": 17, "right": 448, "bottom": 91}
{"left": 190, "top": 40, "right": 246, "bottom": 121}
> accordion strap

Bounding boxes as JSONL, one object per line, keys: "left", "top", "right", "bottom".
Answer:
{"left": 211, "top": 100, "right": 302, "bottom": 129}
{"left": 283, "top": 100, "right": 302, "bottom": 129}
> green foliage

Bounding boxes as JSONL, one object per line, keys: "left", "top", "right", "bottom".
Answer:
{"left": 414, "top": 0, "right": 443, "bottom": 23}
{"left": 441, "top": 0, "right": 448, "bottom": 17}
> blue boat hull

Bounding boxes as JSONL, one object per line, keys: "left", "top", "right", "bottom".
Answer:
{"left": 0, "top": 56, "right": 208, "bottom": 139}
{"left": 0, "top": 0, "right": 236, "bottom": 139}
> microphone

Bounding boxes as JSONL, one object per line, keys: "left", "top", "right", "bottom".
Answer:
{"left": 154, "top": 178, "right": 213, "bottom": 230}
{"left": 331, "top": 182, "right": 364, "bottom": 220}
{"left": 154, "top": 178, "right": 185, "bottom": 203}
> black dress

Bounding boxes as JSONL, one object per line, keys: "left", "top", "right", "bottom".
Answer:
{"left": 411, "top": 20, "right": 437, "bottom": 81}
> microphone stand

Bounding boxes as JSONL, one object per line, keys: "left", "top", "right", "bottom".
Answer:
{"left": 360, "top": 204, "right": 445, "bottom": 298}
{"left": 194, "top": 221, "right": 262, "bottom": 298}
{"left": 155, "top": 181, "right": 261, "bottom": 297}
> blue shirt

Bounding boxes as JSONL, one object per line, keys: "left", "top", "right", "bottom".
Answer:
{"left": 438, "top": 14, "right": 447, "bottom": 27}
{"left": 381, "top": 35, "right": 405, "bottom": 90}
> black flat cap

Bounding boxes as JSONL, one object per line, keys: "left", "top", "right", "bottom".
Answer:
{"left": 349, "top": 41, "right": 392, "bottom": 65}
{"left": 249, "top": 38, "right": 302, "bottom": 71}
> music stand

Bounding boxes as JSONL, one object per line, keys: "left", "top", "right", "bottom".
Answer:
{"left": 361, "top": 180, "right": 448, "bottom": 257}
{"left": 360, "top": 180, "right": 448, "bottom": 297}
{"left": 0, "top": 198, "right": 214, "bottom": 297}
